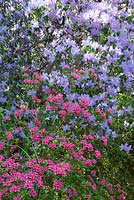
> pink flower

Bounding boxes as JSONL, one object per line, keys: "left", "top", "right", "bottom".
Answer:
{"left": 47, "top": 159, "right": 54, "bottom": 165}
{"left": 40, "top": 128, "right": 47, "bottom": 133}
{"left": 32, "top": 95, "right": 41, "bottom": 103}
{"left": 37, "top": 178, "right": 44, "bottom": 187}
{"left": 10, "top": 185, "right": 20, "bottom": 193}
{"left": 14, "top": 110, "right": 22, "bottom": 118}
{"left": 91, "top": 159, "right": 97, "bottom": 164}
{"left": 108, "top": 108, "right": 113, "bottom": 113}
{"left": 116, "top": 183, "right": 121, "bottom": 192}
{"left": 44, "top": 89, "right": 51, "bottom": 94}
{"left": 45, "top": 103, "right": 51, "bottom": 110}
{"left": 61, "top": 162, "right": 70, "bottom": 171}
{"left": 50, "top": 105, "right": 58, "bottom": 111}
{"left": 47, "top": 94, "right": 54, "bottom": 101}
{"left": 80, "top": 98, "right": 89, "bottom": 107}
{"left": 23, "top": 79, "right": 33, "bottom": 84}
{"left": 82, "top": 110, "right": 90, "bottom": 118}
{"left": 59, "top": 110, "right": 66, "bottom": 117}
{"left": 109, "top": 119, "right": 113, "bottom": 124}
{"left": 13, "top": 194, "right": 21, "bottom": 200}
{"left": 54, "top": 97, "right": 60, "bottom": 104}
{"left": 110, "top": 196, "right": 114, "bottom": 200}
{"left": 60, "top": 136, "right": 66, "bottom": 141}
{"left": 32, "top": 134, "right": 40, "bottom": 143}
{"left": 48, "top": 143, "right": 56, "bottom": 149}
{"left": 60, "top": 142, "right": 74, "bottom": 150}
{"left": 118, "top": 194, "right": 125, "bottom": 200}
{"left": 16, "top": 127, "right": 22, "bottom": 132}
{"left": 0, "top": 155, "right": 3, "bottom": 162}
{"left": 42, "top": 136, "right": 53, "bottom": 145}
{"left": 53, "top": 180, "right": 63, "bottom": 190}
{"left": 34, "top": 117, "right": 41, "bottom": 126}
{"left": 74, "top": 69, "right": 79, "bottom": 73}
{"left": 30, "top": 127, "right": 38, "bottom": 134}
{"left": 29, "top": 189, "right": 37, "bottom": 197}
{"left": 33, "top": 72, "right": 39, "bottom": 78}
{"left": 88, "top": 135, "right": 94, "bottom": 141}
{"left": 7, "top": 133, "right": 13, "bottom": 140}
{"left": 79, "top": 69, "right": 84, "bottom": 73}
{"left": 71, "top": 72, "right": 80, "bottom": 79}
{"left": 64, "top": 65, "right": 70, "bottom": 69}
{"left": 33, "top": 79, "right": 39, "bottom": 84}
{"left": 101, "top": 136, "right": 107, "bottom": 146}
{"left": 82, "top": 159, "right": 92, "bottom": 166}
{"left": 23, "top": 73, "right": 29, "bottom": 77}
{"left": 91, "top": 170, "right": 96, "bottom": 175}
{"left": 22, "top": 67, "right": 28, "bottom": 72}
{"left": 95, "top": 150, "right": 101, "bottom": 159}
{"left": 12, "top": 153, "right": 20, "bottom": 158}
{"left": 33, "top": 72, "right": 43, "bottom": 81}
{"left": 88, "top": 68, "right": 94, "bottom": 73}
{"left": 0, "top": 192, "right": 2, "bottom": 198}
{"left": 28, "top": 109, "right": 37, "bottom": 115}
{"left": 56, "top": 93, "right": 63, "bottom": 99}
{"left": 116, "top": 183, "right": 121, "bottom": 188}
{"left": 92, "top": 73, "right": 97, "bottom": 77}
{"left": 96, "top": 108, "right": 101, "bottom": 113}
{"left": 87, "top": 143, "right": 93, "bottom": 151}
{"left": 86, "top": 194, "right": 91, "bottom": 198}
{"left": 2, "top": 116, "right": 11, "bottom": 122}
{"left": 62, "top": 102, "right": 71, "bottom": 110}
{"left": 81, "top": 139, "right": 87, "bottom": 145}
{"left": 72, "top": 103, "right": 81, "bottom": 116}
{"left": 106, "top": 183, "right": 114, "bottom": 194}
{"left": 101, "top": 112, "right": 106, "bottom": 117}
{"left": 48, "top": 163, "right": 67, "bottom": 177}
{"left": 24, "top": 181, "right": 33, "bottom": 189}
{"left": 101, "top": 136, "right": 106, "bottom": 141}
{"left": 92, "top": 184, "right": 97, "bottom": 190}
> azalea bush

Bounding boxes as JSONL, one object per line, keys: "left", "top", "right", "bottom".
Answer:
{"left": 0, "top": 67, "right": 127, "bottom": 200}
{"left": 0, "top": 0, "right": 134, "bottom": 199}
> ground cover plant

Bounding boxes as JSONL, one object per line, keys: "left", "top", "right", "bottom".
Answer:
{"left": 0, "top": 0, "right": 134, "bottom": 199}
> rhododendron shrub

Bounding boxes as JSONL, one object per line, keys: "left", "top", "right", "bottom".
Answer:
{"left": 0, "top": 0, "right": 133, "bottom": 103}
{"left": 0, "top": 67, "right": 126, "bottom": 199}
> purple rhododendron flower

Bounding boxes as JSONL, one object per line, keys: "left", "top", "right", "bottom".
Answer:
{"left": 62, "top": 125, "right": 70, "bottom": 132}
{"left": 120, "top": 143, "right": 132, "bottom": 153}
{"left": 112, "top": 131, "right": 118, "bottom": 138}
{"left": 27, "top": 89, "right": 37, "bottom": 96}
